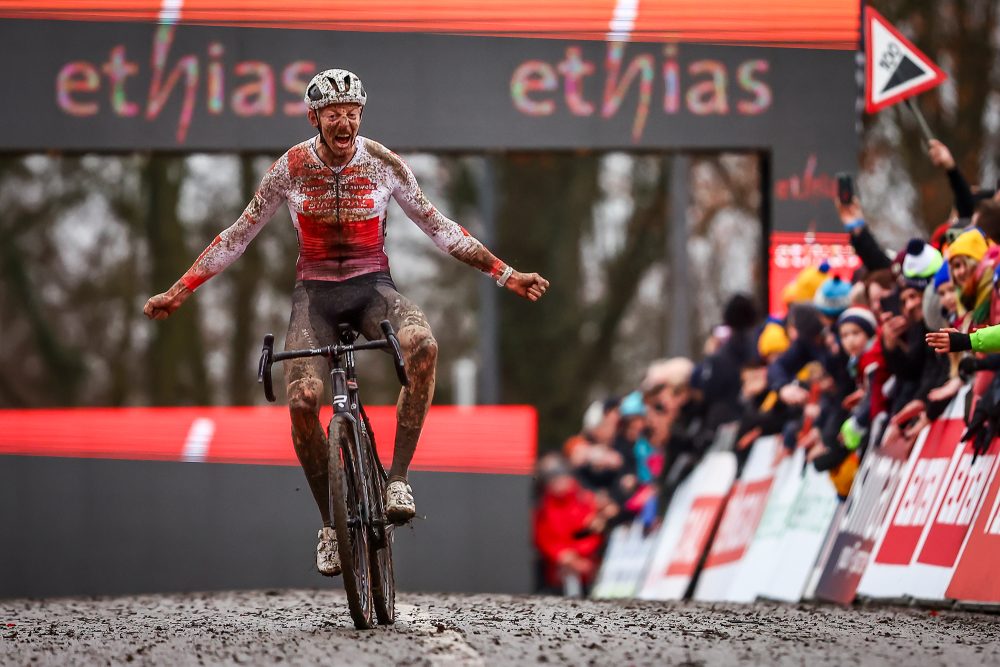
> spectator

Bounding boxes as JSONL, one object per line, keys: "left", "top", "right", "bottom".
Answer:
{"left": 947, "top": 228, "right": 993, "bottom": 328}
{"left": 768, "top": 303, "right": 828, "bottom": 404}
{"left": 533, "top": 454, "right": 604, "bottom": 594}
{"left": 924, "top": 263, "right": 956, "bottom": 331}
{"left": 569, "top": 399, "right": 625, "bottom": 494}
{"left": 696, "top": 294, "right": 760, "bottom": 430}
{"left": 808, "top": 307, "right": 880, "bottom": 494}
{"left": 757, "top": 318, "right": 790, "bottom": 363}
{"left": 612, "top": 391, "right": 647, "bottom": 493}
{"left": 881, "top": 241, "right": 941, "bottom": 411}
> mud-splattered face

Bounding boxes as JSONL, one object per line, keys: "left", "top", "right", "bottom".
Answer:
{"left": 309, "top": 103, "right": 363, "bottom": 162}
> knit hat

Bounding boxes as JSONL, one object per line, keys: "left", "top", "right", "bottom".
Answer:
{"left": 946, "top": 228, "right": 988, "bottom": 262}
{"left": 901, "top": 239, "right": 944, "bottom": 292}
{"left": 813, "top": 276, "right": 852, "bottom": 317}
{"left": 618, "top": 390, "right": 646, "bottom": 418}
{"left": 757, "top": 320, "right": 790, "bottom": 359}
{"left": 836, "top": 307, "right": 877, "bottom": 338}
{"left": 781, "top": 262, "right": 830, "bottom": 305}
{"left": 933, "top": 261, "right": 951, "bottom": 290}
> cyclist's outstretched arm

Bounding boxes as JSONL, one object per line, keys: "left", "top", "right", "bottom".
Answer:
{"left": 144, "top": 156, "right": 288, "bottom": 320}
{"left": 386, "top": 149, "right": 549, "bottom": 301}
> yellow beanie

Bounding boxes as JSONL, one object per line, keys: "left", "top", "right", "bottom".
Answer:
{"left": 946, "top": 229, "right": 988, "bottom": 262}
{"left": 781, "top": 265, "right": 828, "bottom": 305}
{"left": 758, "top": 321, "right": 790, "bottom": 359}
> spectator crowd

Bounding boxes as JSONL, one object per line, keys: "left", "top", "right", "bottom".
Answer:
{"left": 533, "top": 139, "right": 1000, "bottom": 594}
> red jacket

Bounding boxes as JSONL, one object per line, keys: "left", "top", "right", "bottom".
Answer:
{"left": 533, "top": 481, "right": 603, "bottom": 588}
{"left": 860, "top": 335, "right": 890, "bottom": 420}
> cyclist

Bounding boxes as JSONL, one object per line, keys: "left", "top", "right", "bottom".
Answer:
{"left": 143, "top": 68, "right": 550, "bottom": 576}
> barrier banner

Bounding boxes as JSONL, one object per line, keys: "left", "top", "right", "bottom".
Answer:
{"left": 913, "top": 437, "right": 999, "bottom": 599}
{"left": 858, "top": 388, "right": 1000, "bottom": 601}
{"left": 947, "top": 438, "right": 1000, "bottom": 603}
{"left": 814, "top": 422, "right": 919, "bottom": 604}
{"left": 694, "top": 436, "right": 782, "bottom": 601}
{"left": 637, "top": 473, "right": 696, "bottom": 600}
{"left": 591, "top": 520, "right": 657, "bottom": 599}
{"left": 761, "top": 459, "right": 841, "bottom": 602}
{"left": 724, "top": 449, "right": 801, "bottom": 601}
{"left": 636, "top": 452, "right": 737, "bottom": 600}
{"left": 854, "top": 423, "right": 936, "bottom": 600}
{"left": 803, "top": 501, "right": 847, "bottom": 600}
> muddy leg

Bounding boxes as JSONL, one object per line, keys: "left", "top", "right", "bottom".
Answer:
{"left": 388, "top": 325, "right": 438, "bottom": 483}
{"left": 288, "top": 376, "right": 331, "bottom": 526}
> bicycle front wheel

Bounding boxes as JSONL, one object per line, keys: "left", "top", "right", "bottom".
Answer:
{"left": 328, "top": 416, "right": 375, "bottom": 629}
{"left": 365, "top": 431, "right": 396, "bottom": 625}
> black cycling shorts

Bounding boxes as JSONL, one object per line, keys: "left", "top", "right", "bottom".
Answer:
{"left": 284, "top": 272, "right": 431, "bottom": 387}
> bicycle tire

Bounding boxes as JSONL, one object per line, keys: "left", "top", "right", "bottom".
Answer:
{"left": 364, "top": 431, "right": 396, "bottom": 624}
{"left": 328, "top": 416, "right": 375, "bottom": 629}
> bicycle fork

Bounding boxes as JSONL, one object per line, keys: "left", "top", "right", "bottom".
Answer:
{"left": 330, "top": 367, "right": 372, "bottom": 531}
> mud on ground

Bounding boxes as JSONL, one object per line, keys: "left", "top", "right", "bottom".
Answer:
{"left": 1, "top": 590, "right": 997, "bottom": 666}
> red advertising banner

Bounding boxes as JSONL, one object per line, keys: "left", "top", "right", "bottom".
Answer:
{"left": 947, "top": 441, "right": 1000, "bottom": 603}
{"left": 0, "top": 405, "right": 537, "bottom": 475}
{"left": 875, "top": 417, "right": 964, "bottom": 565}
{"left": 917, "top": 444, "right": 999, "bottom": 568}
{"left": 768, "top": 231, "right": 862, "bottom": 316}
{"left": 665, "top": 494, "right": 729, "bottom": 577}
{"left": 702, "top": 478, "right": 774, "bottom": 568}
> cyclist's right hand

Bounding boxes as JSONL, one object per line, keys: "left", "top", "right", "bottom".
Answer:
{"left": 143, "top": 283, "right": 192, "bottom": 320}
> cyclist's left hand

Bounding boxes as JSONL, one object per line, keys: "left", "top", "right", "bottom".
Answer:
{"left": 507, "top": 271, "right": 550, "bottom": 302}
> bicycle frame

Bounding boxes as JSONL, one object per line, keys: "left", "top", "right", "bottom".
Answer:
{"left": 328, "top": 330, "right": 375, "bottom": 540}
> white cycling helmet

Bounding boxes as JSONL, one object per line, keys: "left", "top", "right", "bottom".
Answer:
{"left": 304, "top": 69, "right": 367, "bottom": 109}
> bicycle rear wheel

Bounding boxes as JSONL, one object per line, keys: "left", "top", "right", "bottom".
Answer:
{"left": 328, "top": 416, "right": 375, "bottom": 629}
{"left": 364, "top": 431, "right": 396, "bottom": 624}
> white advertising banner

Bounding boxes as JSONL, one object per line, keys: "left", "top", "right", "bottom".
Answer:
{"left": 637, "top": 451, "right": 737, "bottom": 600}
{"left": 762, "top": 458, "right": 841, "bottom": 602}
{"left": 592, "top": 519, "right": 656, "bottom": 599}
{"left": 694, "top": 437, "right": 782, "bottom": 601}
{"left": 725, "top": 446, "right": 804, "bottom": 602}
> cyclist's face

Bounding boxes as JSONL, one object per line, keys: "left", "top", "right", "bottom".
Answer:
{"left": 310, "top": 103, "right": 363, "bottom": 155}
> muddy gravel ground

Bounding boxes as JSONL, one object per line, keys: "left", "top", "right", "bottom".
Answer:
{"left": 1, "top": 590, "right": 997, "bottom": 666}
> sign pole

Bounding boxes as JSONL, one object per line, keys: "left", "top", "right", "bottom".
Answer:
{"left": 903, "top": 97, "right": 935, "bottom": 145}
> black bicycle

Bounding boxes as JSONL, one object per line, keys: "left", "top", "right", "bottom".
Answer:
{"left": 257, "top": 319, "right": 409, "bottom": 629}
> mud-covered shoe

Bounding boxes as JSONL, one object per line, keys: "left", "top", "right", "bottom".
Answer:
{"left": 385, "top": 480, "right": 416, "bottom": 524}
{"left": 316, "top": 526, "right": 341, "bottom": 576}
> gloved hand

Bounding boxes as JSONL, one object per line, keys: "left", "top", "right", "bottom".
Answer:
{"left": 961, "top": 375, "right": 1000, "bottom": 459}
{"left": 958, "top": 356, "right": 980, "bottom": 382}
{"left": 839, "top": 416, "right": 865, "bottom": 452}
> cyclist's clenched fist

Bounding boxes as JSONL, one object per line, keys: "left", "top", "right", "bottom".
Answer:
{"left": 143, "top": 283, "right": 192, "bottom": 320}
{"left": 506, "top": 271, "right": 550, "bottom": 302}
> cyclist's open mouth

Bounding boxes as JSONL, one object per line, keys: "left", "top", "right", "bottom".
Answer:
{"left": 334, "top": 133, "right": 353, "bottom": 149}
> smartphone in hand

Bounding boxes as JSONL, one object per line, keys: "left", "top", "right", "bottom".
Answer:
{"left": 836, "top": 172, "right": 855, "bottom": 205}
{"left": 880, "top": 291, "right": 902, "bottom": 316}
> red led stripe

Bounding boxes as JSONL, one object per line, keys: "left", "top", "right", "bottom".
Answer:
{"left": 0, "top": 405, "right": 537, "bottom": 475}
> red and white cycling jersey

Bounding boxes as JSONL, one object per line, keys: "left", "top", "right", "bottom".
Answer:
{"left": 181, "top": 136, "right": 500, "bottom": 290}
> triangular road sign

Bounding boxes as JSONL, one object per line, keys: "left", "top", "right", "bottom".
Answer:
{"left": 865, "top": 8, "right": 947, "bottom": 113}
